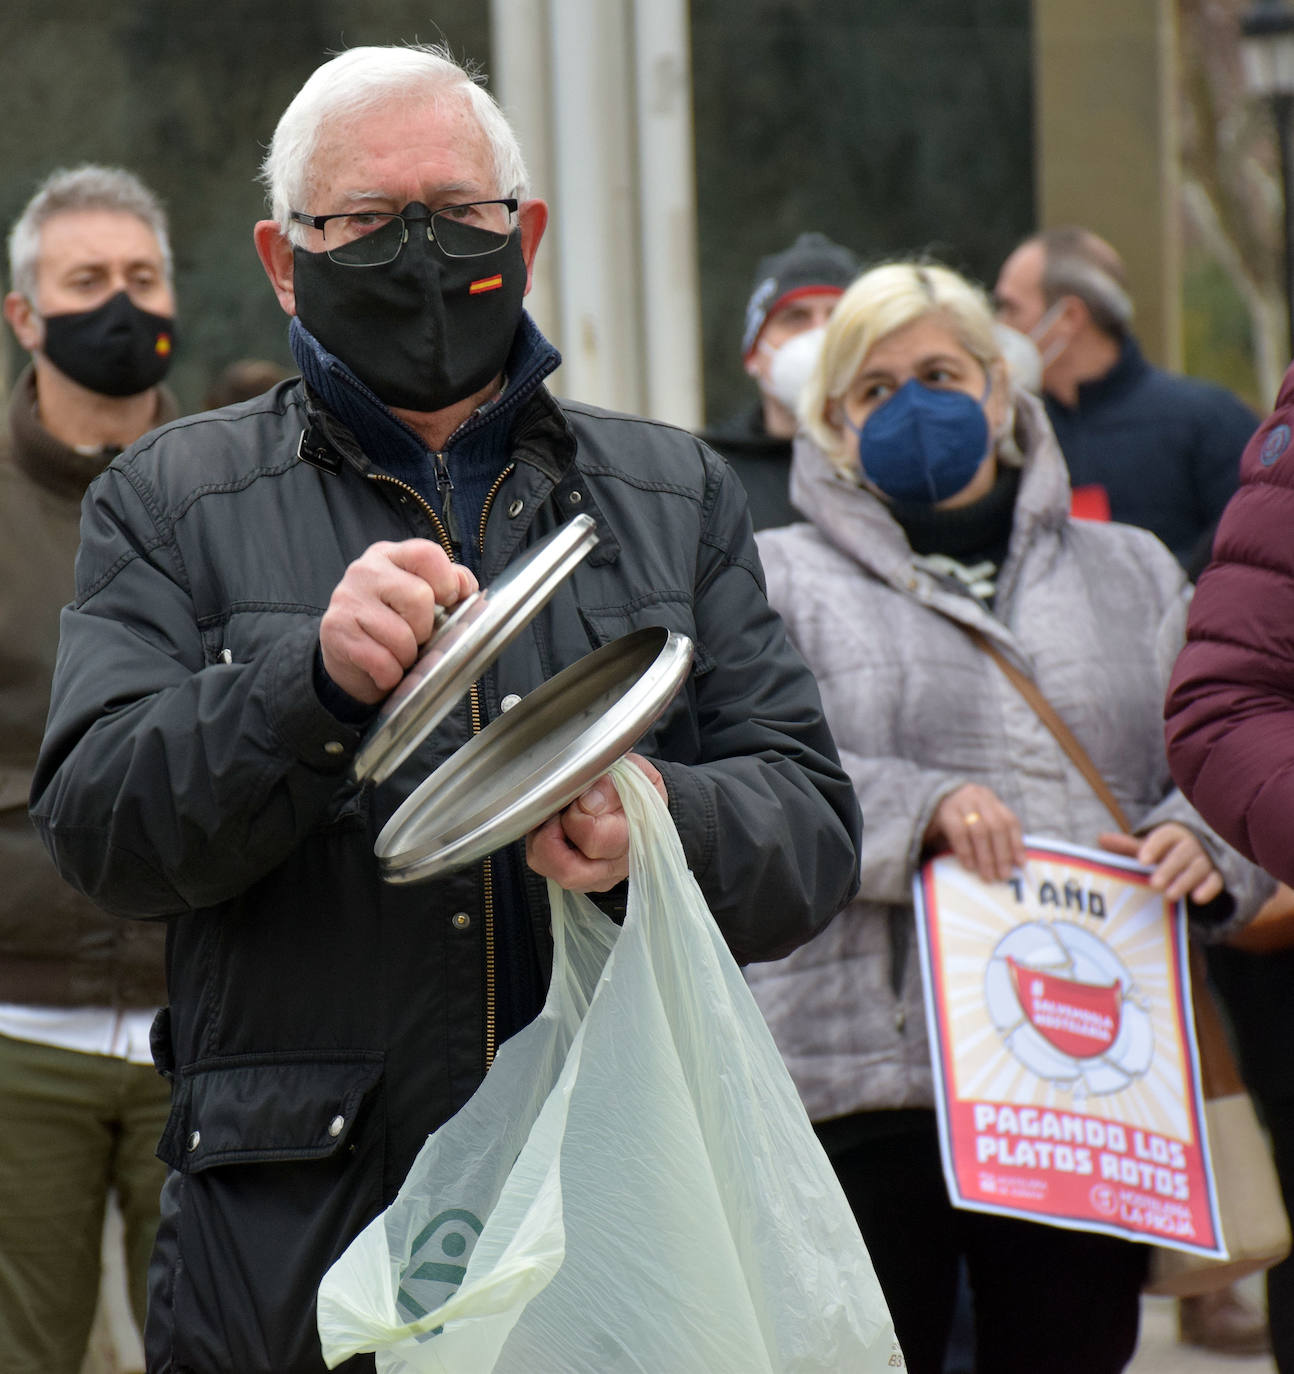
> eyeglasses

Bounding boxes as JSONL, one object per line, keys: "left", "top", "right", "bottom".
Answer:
{"left": 289, "top": 199, "right": 519, "bottom": 267}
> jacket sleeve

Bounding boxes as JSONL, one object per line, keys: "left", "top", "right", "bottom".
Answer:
{"left": 30, "top": 465, "right": 367, "bottom": 916}
{"left": 1079, "top": 542, "right": 1273, "bottom": 934}
{"left": 1166, "top": 364, "right": 1294, "bottom": 889}
{"left": 1191, "top": 385, "right": 1259, "bottom": 535}
{"left": 652, "top": 460, "right": 862, "bottom": 965}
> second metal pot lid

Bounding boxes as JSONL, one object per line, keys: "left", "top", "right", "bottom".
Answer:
{"left": 350, "top": 513, "right": 598, "bottom": 786}
{"left": 374, "top": 625, "right": 694, "bottom": 884}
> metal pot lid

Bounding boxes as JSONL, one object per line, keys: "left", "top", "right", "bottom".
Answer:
{"left": 351, "top": 514, "right": 598, "bottom": 786}
{"left": 375, "top": 625, "right": 694, "bottom": 884}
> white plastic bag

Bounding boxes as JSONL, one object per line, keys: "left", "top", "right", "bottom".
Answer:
{"left": 318, "top": 759, "right": 902, "bottom": 1372}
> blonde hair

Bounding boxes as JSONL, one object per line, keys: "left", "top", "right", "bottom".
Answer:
{"left": 801, "top": 260, "right": 1004, "bottom": 476}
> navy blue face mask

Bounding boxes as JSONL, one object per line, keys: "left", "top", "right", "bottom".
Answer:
{"left": 851, "top": 377, "right": 991, "bottom": 505}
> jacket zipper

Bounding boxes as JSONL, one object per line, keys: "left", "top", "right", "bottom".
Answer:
{"left": 476, "top": 463, "right": 513, "bottom": 1070}
{"left": 366, "top": 462, "right": 515, "bottom": 1071}
{"left": 432, "top": 451, "right": 458, "bottom": 547}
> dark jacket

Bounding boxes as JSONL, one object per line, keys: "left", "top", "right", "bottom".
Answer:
{"left": 1045, "top": 335, "right": 1259, "bottom": 569}
{"left": 698, "top": 401, "right": 798, "bottom": 530}
{"left": 0, "top": 365, "right": 173, "bottom": 1008}
{"left": 30, "top": 374, "right": 861, "bottom": 1373}
{"left": 1165, "top": 360, "right": 1294, "bottom": 887}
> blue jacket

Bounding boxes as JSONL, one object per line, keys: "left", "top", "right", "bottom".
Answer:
{"left": 1044, "top": 336, "right": 1258, "bottom": 569}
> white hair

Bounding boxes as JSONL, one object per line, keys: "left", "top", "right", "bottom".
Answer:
{"left": 260, "top": 43, "right": 530, "bottom": 245}
{"left": 7, "top": 164, "right": 172, "bottom": 300}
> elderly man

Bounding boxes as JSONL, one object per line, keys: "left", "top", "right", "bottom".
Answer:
{"left": 994, "top": 226, "right": 1257, "bottom": 570}
{"left": 30, "top": 44, "right": 861, "bottom": 1374}
{"left": 0, "top": 165, "right": 178, "bottom": 1373}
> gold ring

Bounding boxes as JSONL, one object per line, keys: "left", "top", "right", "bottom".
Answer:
{"left": 964, "top": 811, "right": 982, "bottom": 825}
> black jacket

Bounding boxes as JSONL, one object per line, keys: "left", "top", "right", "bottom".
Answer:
{"left": 31, "top": 376, "right": 860, "bottom": 1373}
{"left": 698, "top": 400, "right": 799, "bottom": 531}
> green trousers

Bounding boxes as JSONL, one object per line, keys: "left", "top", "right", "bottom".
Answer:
{"left": 0, "top": 1032, "right": 172, "bottom": 1374}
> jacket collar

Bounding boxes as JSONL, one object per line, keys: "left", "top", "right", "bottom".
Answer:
{"left": 1055, "top": 333, "right": 1147, "bottom": 415}
{"left": 290, "top": 311, "right": 562, "bottom": 479}
{"left": 4, "top": 363, "right": 179, "bottom": 500}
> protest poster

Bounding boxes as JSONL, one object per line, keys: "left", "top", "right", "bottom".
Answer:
{"left": 912, "top": 836, "right": 1223, "bottom": 1257}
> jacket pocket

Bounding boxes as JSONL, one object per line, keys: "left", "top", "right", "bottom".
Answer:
{"left": 153, "top": 1052, "right": 386, "bottom": 1374}
{"left": 157, "top": 1050, "right": 383, "bottom": 1172}
{"left": 580, "top": 597, "right": 715, "bottom": 677}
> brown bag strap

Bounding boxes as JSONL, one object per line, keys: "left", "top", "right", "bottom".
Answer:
{"left": 963, "top": 627, "right": 1245, "bottom": 1098}
{"left": 963, "top": 625, "right": 1134, "bottom": 835}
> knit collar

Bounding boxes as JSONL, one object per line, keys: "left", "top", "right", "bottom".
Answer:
{"left": 1057, "top": 333, "right": 1148, "bottom": 414}
{"left": 889, "top": 464, "right": 1021, "bottom": 563}
{"left": 5, "top": 364, "right": 178, "bottom": 500}
{"left": 894, "top": 466, "right": 1022, "bottom": 607}
{"left": 289, "top": 311, "right": 561, "bottom": 478}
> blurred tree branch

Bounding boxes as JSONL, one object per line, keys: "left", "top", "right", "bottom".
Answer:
{"left": 1179, "top": 0, "right": 1287, "bottom": 402}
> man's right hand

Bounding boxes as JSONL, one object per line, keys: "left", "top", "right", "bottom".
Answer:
{"left": 319, "top": 540, "right": 477, "bottom": 704}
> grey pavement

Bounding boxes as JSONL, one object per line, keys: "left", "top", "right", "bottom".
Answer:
{"left": 1131, "top": 1281, "right": 1277, "bottom": 1374}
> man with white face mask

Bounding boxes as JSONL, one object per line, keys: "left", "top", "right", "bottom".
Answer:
{"left": 701, "top": 231, "right": 859, "bottom": 528}
{"left": 993, "top": 226, "right": 1257, "bottom": 569}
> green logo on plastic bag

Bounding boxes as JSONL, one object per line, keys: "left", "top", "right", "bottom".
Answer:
{"left": 396, "top": 1208, "right": 484, "bottom": 1332}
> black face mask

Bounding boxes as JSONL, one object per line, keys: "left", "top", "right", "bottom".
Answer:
{"left": 41, "top": 291, "right": 176, "bottom": 397}
{"left": 291, "top": 206, "right": 527, "bottom": 413}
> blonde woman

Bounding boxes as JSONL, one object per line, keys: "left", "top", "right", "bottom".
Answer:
{"left": 745, "top": 261, "right": 1270, "bottom": 1374}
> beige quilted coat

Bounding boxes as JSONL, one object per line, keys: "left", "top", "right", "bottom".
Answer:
{"left": 746, "top": 391, "right": 1272, "bottom": 1123}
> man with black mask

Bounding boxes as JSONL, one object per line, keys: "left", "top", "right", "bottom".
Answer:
{"left": 0, "top": 164, "right": 178, "bottom": 1372}
{"left": 30, "top": 45, "right": 861, "bottom": 1374}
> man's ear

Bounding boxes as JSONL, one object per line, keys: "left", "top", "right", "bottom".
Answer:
{"left": 253, "top": 220, "right": 298, "bottom": 316}
{"left": 1059, "top": 293, "right": 1090, "bottom": 334}
{"left": 516, "top": 199, "right": 548, "bottom": 295}
{"left": 3, "top": 292, "right": 41, "bottom": 352}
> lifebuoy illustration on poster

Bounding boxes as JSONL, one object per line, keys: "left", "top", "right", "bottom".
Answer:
{"left": 985, "top": 919, "right": 1154, "bottom": 1098}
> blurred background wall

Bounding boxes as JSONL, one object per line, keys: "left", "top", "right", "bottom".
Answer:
{"left": 0, "top": 1, "right": 1285, "bottom": 424}
{"left": 2, "top": 1, "right": 1278, "bottom": 424}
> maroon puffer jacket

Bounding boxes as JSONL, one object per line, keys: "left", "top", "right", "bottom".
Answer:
{"left": 1164, "top": 363, "right": 1294, "bottom": 883}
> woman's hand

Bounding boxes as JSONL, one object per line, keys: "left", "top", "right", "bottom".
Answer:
{"left": 1098, "top": 824, "right": 1224, "bottom": 904}
{"left": 924, "top": 784, "right": 1025, "bottom": 884}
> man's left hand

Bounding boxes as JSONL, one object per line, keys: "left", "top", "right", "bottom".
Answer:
{"left": 525, "top": 753, "right": 667, "bottom": 891}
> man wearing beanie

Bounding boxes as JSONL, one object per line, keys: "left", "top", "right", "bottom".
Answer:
{"left": 700, "top": 230, "right": 859, "bottom": 529}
